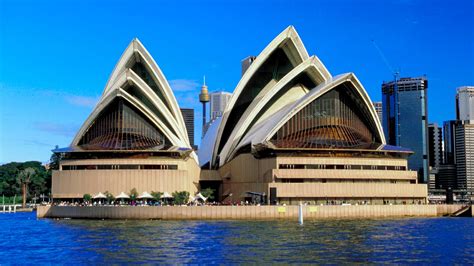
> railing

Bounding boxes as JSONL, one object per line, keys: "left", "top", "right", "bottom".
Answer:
{"left": 0, "top": 205, "right": 22, "bottom": 213}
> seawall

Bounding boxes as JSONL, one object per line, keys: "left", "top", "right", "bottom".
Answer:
{"left": 37, "top": 205, "right": 472, "bottom": 220}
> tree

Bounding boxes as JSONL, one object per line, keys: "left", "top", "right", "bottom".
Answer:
{"left": 200, "top": 188, "right": 215, "bottom": 200}
{"left": 172, "top": 191, "right": 190, "bottom": 205}
{"left": 129, "top": 188, "right": 138, "bottom": 200}
{"left": 17, "top": 168, "right": 36, "bottom": 208}
{"left": 49, "top": 146, "right": 61, "bottom": 171}
{"left": 151, "top": 191, "right": 162, "bottom": 202}
{"left": 104, "top": 191, "right": 115, "bottom": 204}
{"left": 83, "top": 193, "right": 92, "bottom": 203}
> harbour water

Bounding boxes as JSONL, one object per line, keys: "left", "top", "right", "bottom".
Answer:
{"left": 1, "top": 212, "right": 473, "bottom": 264}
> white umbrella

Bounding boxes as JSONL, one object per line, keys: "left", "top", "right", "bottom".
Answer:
{"left": 195, "top": 192, "right": 208, "bottom": 202}
{"left": 116, "top": 192, "right": 130, "bottom": 199}
{"left": 93, "top": 192, "right": 107, "bottom": 199}
{"left": 160, "top": 192, "right": 173, "bottom": 199}
{"left": 138, "top": 191, "right": 153, "bottom": 199}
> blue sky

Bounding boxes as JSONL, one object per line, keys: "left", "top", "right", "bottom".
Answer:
{"left": 0, "top": 0, "right": 473, "bottom": 163}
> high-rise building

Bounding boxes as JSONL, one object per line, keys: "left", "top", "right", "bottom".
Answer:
{"left": 454, "top": 121, "right": 474, "bottom": 192}
{"left": 372, "top": 101, "right": 383, "bottom": 126}
{"left": 443, "top": 120, "right": 460, "bottom": 165}
{"left": 180, "top": 108, "right": 195, "bottom": 147}
{"left": 428, "top": 123, "right": 443, "bottom": 168}
{"left": 456, "top": 86, "right": 474, "bottom": 122}
{"left": 210, "top": 91, "right": 232, "bottom": 121}
{"left": 382, "top": 76, "right": 429, "bottom": 183}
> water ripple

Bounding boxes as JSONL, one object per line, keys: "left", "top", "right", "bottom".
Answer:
{"left": 0, "top": 213, "right": 473, "bottom": 264}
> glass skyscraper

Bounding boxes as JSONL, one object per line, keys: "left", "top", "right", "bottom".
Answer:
{"left": 382, "top": 76, "right": 429, "bottom": 183}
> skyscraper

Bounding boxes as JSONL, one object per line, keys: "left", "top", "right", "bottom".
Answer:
{"left": 456, "top": 86, "right": 474, "bottom": 122}
{"left": 443, "top": 120, "right": 459, "bottom": 164}
{"left": 382, "top": 76, "right": 429, "bottom": 183}
{"left": 372, "top": 101, "right": 383, "bottom": 126}
{"left": 180, "top": 108, "right": 195, "bottom": 147}
{"left": 455, "top": 121, "right": 474, "bottom": 192}
{"left": 210, "top": 91, "right": 232, "bottom": 121}
{"left": 428, "top": 123, "right": 443, "bottom": 168}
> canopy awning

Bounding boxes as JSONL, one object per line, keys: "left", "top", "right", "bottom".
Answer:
{"left": 138, "top": 191, "right": 153, "bottom": 199}
{"left": 93, "top": 192, "right": 107, "bottom": 199}
{"left": 116, "top": 192, "right": 130, "bottom": 199}
{"left": 161, "top": 192, "right": 173, "bottom": 199}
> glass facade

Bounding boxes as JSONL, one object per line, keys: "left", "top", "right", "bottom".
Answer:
{"left": 271, "top": 83, "right": 379, "bottom": 149}
{"left": 382, "top": 77, "right": 429, "bottom": 183}
{"left": 78, "top": 99, "right": 168, "bottom": 150}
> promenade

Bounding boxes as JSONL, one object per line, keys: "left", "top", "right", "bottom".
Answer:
{"left": 37, "top": 204, "right": 473, "bottom": 220}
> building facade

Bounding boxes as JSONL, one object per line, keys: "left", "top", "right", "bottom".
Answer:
{"left": 382, "top": 77, "right": 429, "bottom": 183}
{"left": 180, "top": 108, "right": 195, "bottom": 147}
{"left": 428, "top": 123, "right": 443, "bottom": 168}
{"left": 52, "top": 39, "right": 200, "bottom": 199}
{"left": 200, "top": 26, "right": 427, "bottom": 204}
{"left": 209, "top": 91, "right": 232, "bottom": 121}
{"left": 456, "top": 86, "right": 474, "bottom": 122}
{"left": 455, "top": 121, "right": 474, "bottom": 192}
{"left": 372, "top": 101, "right": 383, "bottom": 126}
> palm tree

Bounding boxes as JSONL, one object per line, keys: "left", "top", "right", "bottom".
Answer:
{"left": 18, "top": 168, "right": 36, "bottom": 208}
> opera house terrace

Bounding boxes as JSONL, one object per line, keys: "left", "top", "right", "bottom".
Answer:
{"left": 51, "top": 26, "right": 427, "bottom": 207}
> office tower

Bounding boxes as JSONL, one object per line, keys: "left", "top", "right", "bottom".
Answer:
{"left": 241, "top": 56, "right": 256, "bottom": 76}
{"left": 454, "top": 121, "right": 474, "bottom": 192}
{"left": 372, "top": 101, "right": 383, "bottom": 126}
{"left": 436, "top": 164, "right": 457, "bottom": 189}
{"left": 382, "top": 76, "right": 429, "bottom": 183}
{"left": 456, "top": 86, "right": 474, "bottom": 122}
{"left": 180, "top": 108, "right": 195, "bottom": 147}
{"left": 428, "top": 123, "right": 442, "bottom": 168}
{"left": 443, "top": 120, "right": 459, "bottom": 164}
{"left": 210, "top": 91, "right": 232, "bottom": 120}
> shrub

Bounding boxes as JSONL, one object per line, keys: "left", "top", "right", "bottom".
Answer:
{"left": 83, "top": 193, "right": 92, "bottom": 202}
{"left": 151, "top": 191, "right": 162, "bottom": 201}
{"left": 129, "top": 188, "right": 138, "bottom": 200}
{"left": 172, "top": 191, "right": 190, "bottom": 205}
{"left": 200, "top": 188, "right": 215, "bottom": 200}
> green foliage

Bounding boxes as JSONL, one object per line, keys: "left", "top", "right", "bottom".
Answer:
{"left": 83, "top": 194, "right": 92, "bottom": 202}
{"left": 200, "top": 188, "right": 215, "bottom": 200}
{"left": 129, "top": 188, "right": 138, "bottom": 200}
{"left": 151, "top": 191, "right": 162, "bottom": 201}
{"left": 172, "top": 191, "right": 190, "bottom": 205}
{"left": 49, "top": 146, "right": 61, "bottom": 171}
{"left": 104, "top": 191, "right": 115, "bottom": 203}
{"left": 0, "top": 161, "right": 51, "bottom": 198}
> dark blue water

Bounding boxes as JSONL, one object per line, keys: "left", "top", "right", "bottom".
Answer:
{"left": 0, "top": 212, "right": 473, "bottom": 264}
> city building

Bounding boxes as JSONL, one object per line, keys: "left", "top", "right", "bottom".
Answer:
{"left": 180, "top": 108, "right": 195, "bottom": 147}
{"left": 372, "top": 101, "right": 383, "bottom": 126}
{"left": 443, "top": 120, "right": 459, "bottom": 164}
{"left": 428, "top": 123, "right": 443, "bottom": 168}
{"left": 382, "top": 76, "right": 429, "bottom": 183}
{"left": 436, "top": 164, "right": 457, "bottom": 189}
{"left": 210, "top": 91, "right": 232, "bottom": 121}
{"left": 200, "top": 26, "right": 427, "bottom": 204}
{"left": 454, "top": 121, "right": 474, "bottom": 193}
{"left": 456, "top": 86, "right": 474, "bottom": 122}
{"left": 52, "top": 39, "right": 200, "bottom": 199}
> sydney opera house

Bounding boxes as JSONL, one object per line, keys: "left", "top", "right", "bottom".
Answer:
{"left": 52, "top": 26, "right": 427, "bottom": 204}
